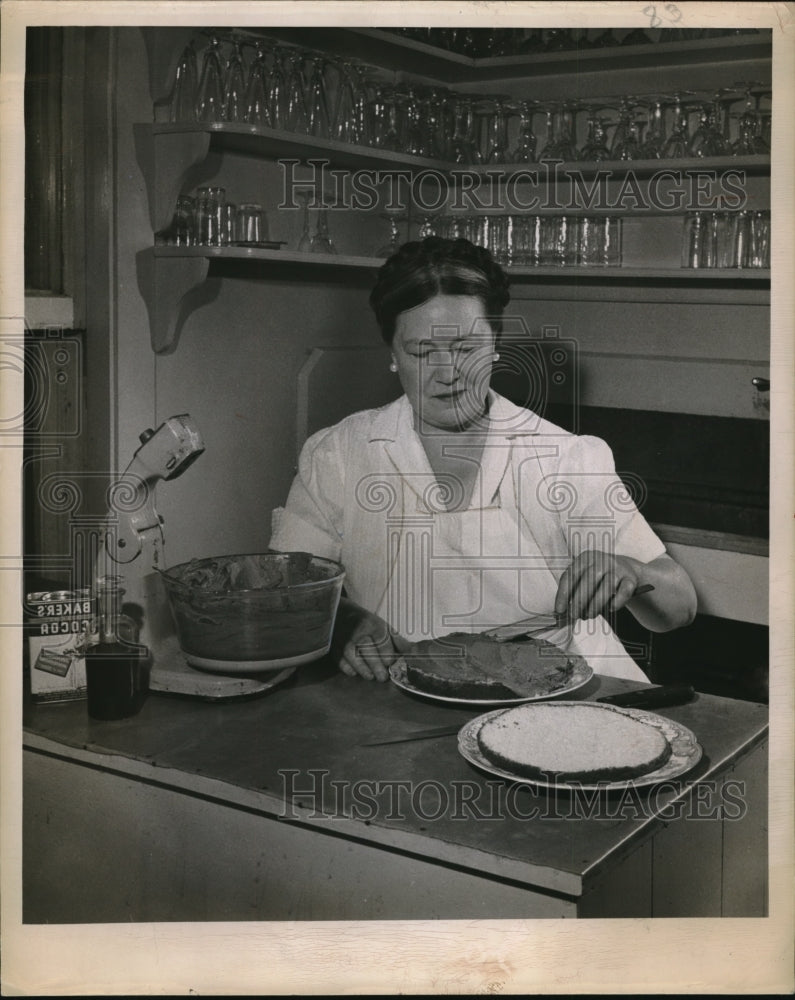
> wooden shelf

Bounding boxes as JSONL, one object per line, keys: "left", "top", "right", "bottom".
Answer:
{"left": 151, "top": 123, "right": 770, "bottom": 181}
{"left": 152, "top": 122, "right": 454, "bottom": 174}
{"left": 154, "top": 246, "right": 771, "bottom": 283}
{"left": 154, "top": 244, "right": 381, "bottom": 269}
{"left": 251, "top": 27, "right": 772, "bottom": 84}
{"left": 143, "top": 245, "right": 769, "bottom": 354}
{"left": 139, "top": 28, "right": 772, "bottom": 354}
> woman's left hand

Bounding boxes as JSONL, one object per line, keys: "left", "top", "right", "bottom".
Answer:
{"left": 555, "top": 550, "right": 644, "bottom": 621}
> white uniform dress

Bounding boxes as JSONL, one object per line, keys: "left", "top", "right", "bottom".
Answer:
{"left": 270, "top": 391, "right": 666, "bottom": 680}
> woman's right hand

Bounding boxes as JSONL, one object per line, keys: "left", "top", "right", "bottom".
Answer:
{"left": 331, "top": 598, "right": 403, "bottom": 681}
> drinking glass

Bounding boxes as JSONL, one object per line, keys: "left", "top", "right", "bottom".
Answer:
{"left": 296, "top": 191, "right": 313, "bottom": 252}
{"left": 543, "top": 29, "right": 577, "bottom": 51}
{"left": 681, "top": 212, "right": 705, "bottom": 268}
{"left": 196, "top": 35, "right": 225, "bottom": 122}
{"left": 354, "top": 68, "right": 380, "bottom": 148}
{"left": 220, "top": 203, "right": 236, "bottom": 246}
{"left": 310, "top": 208, "right": 335, "bottom": 253}
{"left": 712, "top": 87, "right": 742, "bottom": 146}
{"left": 372, "top": 85, "right": 404, "bottom": 152}
{"left": 578, "top": 105, "right": 613, "bottom": 161}
{"left": 161, "top": 42, "right": 197, "bottom": 123}
{"left": 306, "top": 54, "right": 331, "bottom": 139}
{"left": 538, "top": 102, "right": 576, "bottom": 161}
{"left": 577, "top": 216, "right": 602, "bottom": 267}
{"left": 510, "top": 100, "right": 538, "bottom": 163}
{"left": 402, "top": 86, "right": 425, "bottom": 156}
{"left": 730, "top": 82, "right": 770, "bottom": 155}
{"left": 637, "top": 96, "right": 669, "bottom": 158}
{"left": 714, "top": 212, "right": 737, "bottom": 268}
{"left": 235, "top": 203, "right": 268, "bottom": 244}
{"left": 558, "top": 215, "right": 579, "bottom": 266}
{"left": 688, "top": 98, "right": 728, "bottom": 157}
{"left": 421, "top": 88, "right": 447, "bottom": 160}
{"left": 749, "top": 210, "right": 770, "bottom": 268}
{"left": 333, "top": 59, "right": 360, "bottom": 144}
{"left": 245, "top": 41, "right": 270, "bottom": 126}
{"left": 661, "top": 92, "right": 696, "bottom": 158}
{"left": 611, "top": 98, "right": 643, "bottom": 160}
{"left": 479, "top": 96, "right": 514, "bottom": 164}
{"left": 620, "top": 28, "right": 652, "bottom": 46}
{"left": 449, "top": 93, "right": 482, "bottom": 165}
{"left": 602, "top": 216, "right": 622, "bottom": 267}
{"left": 518, "top": 29, "right": 545, "bottom": 53}
{"left": 375, "top": 211, "right": 407, "bottom": 257}
{"left": 195, "top": 186, "right": 226, "bottom": 246}
{"left": 268, "top": 46, "right": 289, "bottom": 131}
{"left": 418, "top": 214, "right": 439, "bottom": 240}
{"left": 154, "top": 195, "right": 196, "bottom": 246}
{"left": 284, "top": 48, "right": 309, "bottom": 134}
{"left": 223, "top": 40, "right": 247, "bottom": 122}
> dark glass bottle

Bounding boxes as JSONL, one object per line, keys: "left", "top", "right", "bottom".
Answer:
{"left": 85, "top": 578, "right": 148, "bottom": 721}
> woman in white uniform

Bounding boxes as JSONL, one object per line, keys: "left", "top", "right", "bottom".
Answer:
{"left": 270, "top": 238, "right": 696, "bottom": 682}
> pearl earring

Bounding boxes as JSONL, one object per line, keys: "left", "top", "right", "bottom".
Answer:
{"left": 389, "top": 361, "right": 398, "bottom": 373}
{"left": 492, "top": 352, "right": 500, "bottom": 361}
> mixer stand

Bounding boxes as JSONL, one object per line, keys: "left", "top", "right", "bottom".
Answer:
{"left": 149, "top": 635, "right": 296, "bottom": 700}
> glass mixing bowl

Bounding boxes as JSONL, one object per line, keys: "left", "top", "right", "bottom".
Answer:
{"left": 159, "top": 551, "right": 345, "bottom": 673}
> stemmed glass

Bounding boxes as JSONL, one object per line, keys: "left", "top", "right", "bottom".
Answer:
{"left": 372, "top": 85, "right": 404, "bottom": 152}
{"left": 661, "top": 92, "right": 696, "bottom": 158}
{"left": 268, "top": 46, "right": 289, "bottom": 131}
{"left": 223, "top": 40, "right": 247, "bottom": 122}
{"left": 449, "top": 93, "right": 482, "bottom": 165}
{"left": 245, "top": 40, "right": 270, "bottom": 126}
{"left": 538, "top": 102, "right": 577, "bottom": 162}
{"left": 536, "top": 103, "right": 558, "bottom": 160}
{"left": 310, "top": 208, "right": 335, "bottom": 253}
{"left": 551, "top": 102, "right": 579, "bottom": 161}
{"left": 333, "top": 59, "right": 361, "bottom": 144}
{"left": 688, "top": 97, "right": 728, "bottom": 158}
{"left": 306, "top": 53, "right": 331, "bottom": 139}
{"left": 509, "top": 100, "right": 538, "bottom": 163}
{"left": 731, "top": 82, "right": 770, "bottom": 155}
{"left": 376, "top": 211, "right": 407, "bottom": 257}
{"left": 296, "top": 191, "right": 313, "bottom": 253}
{"left": 420, "top": 88, "right": 446, "bottom": 160}
{"left": 479, "top": 96, "right": 514, "bottom": 164}
{"left": 610, "top": 98, "right": 644, "bottom": 160}
{"left": 712, "top": 87, "right": 742, "bottom": 147}
{"left": 284, "top": 48, "right": 309, "bottom": 134}
{"left": 160, "top": 41, "right": 197, "bottom": 122}
{"left": 637, "top": 96, "right": 669, "bottom": 158}
{"left": 578, "top": 104, "right": 613, "bottom": 161}
{"left": 401, "top": 86, "right": 425, "bottom": 156}
{"left": 196, "top": 35, "right": 225, "bottom": 122}
{"left": 375, "top": 212, "right": 408, "bottom": 257}
{"left": 417, "top": 214, "right": 439, "bottom": 239}
{"left": 354, "top": 69, "right": 381, "bottom": 149}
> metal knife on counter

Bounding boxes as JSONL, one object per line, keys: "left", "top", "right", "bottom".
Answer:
{"left": 359, "top": 683, "right": 695, "bottom": 746}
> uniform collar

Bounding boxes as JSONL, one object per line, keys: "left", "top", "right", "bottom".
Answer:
{"left": 368, "top": 391, "right": 541, "bottom": 444}
{"left": 372, "top": 392, "right": 539, "bottom": 508}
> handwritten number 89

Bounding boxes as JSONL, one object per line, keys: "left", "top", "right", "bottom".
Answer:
{"left": 643, "top": 4, "right": 683, "bottom": 28}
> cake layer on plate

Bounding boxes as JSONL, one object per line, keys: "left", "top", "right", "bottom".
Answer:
{"left": 476, "top": 702, "right": 672, "bottom": 782}
{"left": 403, "top": 632, "right": 576, "bottom": 699}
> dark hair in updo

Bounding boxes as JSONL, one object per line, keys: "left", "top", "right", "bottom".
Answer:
{"left": 369, "top": 237, "right": 511, "bottom": 344}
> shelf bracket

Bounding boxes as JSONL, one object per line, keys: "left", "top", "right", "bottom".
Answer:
{"left": 137, "top": 250, "right": 221, "bottom": 354}
{"left": 134, "top": 124, "right": 213, "bottom": 233}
